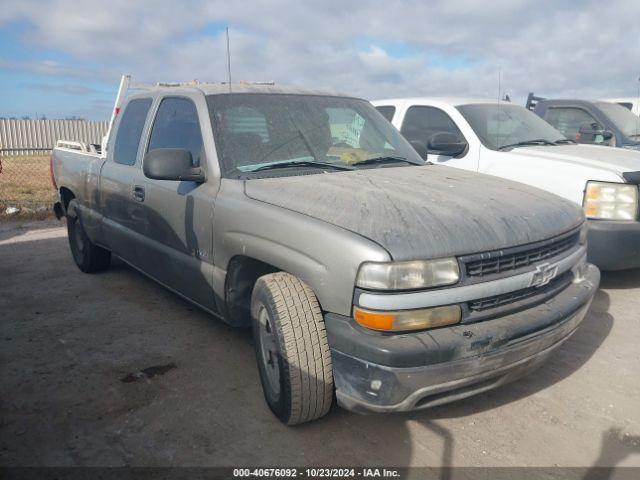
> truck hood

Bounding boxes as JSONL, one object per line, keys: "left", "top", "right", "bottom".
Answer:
{"left": 244, "top": 166, "right": 583, "bottom": 260}
{"left": 513, "top": 144, "right": 640, "bottom": 179}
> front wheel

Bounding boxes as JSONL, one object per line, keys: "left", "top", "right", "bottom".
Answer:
{"left": 251, "top": 272, "right": 334, "bottom": 425}
{"left": 66, "top": 199, "right": 111, "bottom": 273}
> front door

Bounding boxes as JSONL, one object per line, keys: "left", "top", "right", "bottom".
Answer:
{"left": 137, "top": 96, "right": 217, "bottom": 312}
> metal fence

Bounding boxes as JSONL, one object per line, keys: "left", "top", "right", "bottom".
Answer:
{"left": 0, "top": 119, "right": 107, "bottom": 216}
{"left": 0, "top": 119, "right": 108, "bottom": 156}
{"left": 0, "top": 155, "right": 56, "bottom": 214}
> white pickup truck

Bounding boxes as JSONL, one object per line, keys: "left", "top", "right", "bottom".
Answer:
{"left": 373, "top": 98, "right": 640, "bottom": 271}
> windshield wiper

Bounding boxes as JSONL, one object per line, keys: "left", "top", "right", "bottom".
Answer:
{"left": 497, "top": 139, "right": 557, "bottom": 150}
{"left": 553, "top": 139, "right": 577, "bottom": 145}
{"left": 250, "top": 160, "right": 354, "bottom": 173}
{"left": 352, "top": 155, "right": 422, "bottom": 167}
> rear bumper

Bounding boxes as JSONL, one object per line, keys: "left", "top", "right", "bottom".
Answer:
{"left": 587, "top": 220, "right": 640, "bottom": 271}
{"left": 326, "top": 264, "right": 599, "bottom": 413}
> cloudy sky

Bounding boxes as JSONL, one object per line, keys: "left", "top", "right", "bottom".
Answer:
{"left": 1, "top": 0, "right": 639, "bottom": 120}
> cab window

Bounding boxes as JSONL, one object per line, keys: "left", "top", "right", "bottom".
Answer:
{"left": 225, "top": 106, "right": 270, "bottom": 142}
{"left": 148, "top": 97, "right": 204, "bottom": 166}
{"left": 544, "top": 107, "right": 600, "bottom": 142}
{"left": 113, "top": 98, "right": 152, "bottom": 165}
{"left": 400, "top": 106, "right": 464, "bottom": 148}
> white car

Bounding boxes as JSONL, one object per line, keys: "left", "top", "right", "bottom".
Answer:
{"left": 372, "top": 97, "right": 640, "bottom": 271}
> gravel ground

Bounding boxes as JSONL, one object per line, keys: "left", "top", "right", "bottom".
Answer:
{"left": 1, "top": 219, "right": 639, "bottom": 468}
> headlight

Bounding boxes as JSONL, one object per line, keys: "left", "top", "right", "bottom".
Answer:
{"left": 583, "top": 181, "right": 638, "bottom": 221}
{"left": 356, "top": 258, "right": 460, "bottom": 290}
{"left": 353, "top": 305, "right": 461, "bottom": 332}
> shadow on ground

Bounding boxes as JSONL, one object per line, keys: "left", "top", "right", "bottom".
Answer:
{"left": 600, "top": 268, "right": 640, "bottom": 290}
{"left": 584, "top": 428, "right": 640, "bottom": 479}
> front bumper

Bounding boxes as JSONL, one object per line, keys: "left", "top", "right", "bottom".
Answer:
{"left": 326, "top": 264, "right": 600, "bottom": 413}
{"left": 587, "top": 220, "right": 640, "bottom": 271}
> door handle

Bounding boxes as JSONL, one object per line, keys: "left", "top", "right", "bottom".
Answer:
{"left": 132, "top": 185, "right": 145, "bottom": 202}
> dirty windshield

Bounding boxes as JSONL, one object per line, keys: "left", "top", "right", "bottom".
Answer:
{"left": 207, "top": 93, "right": 424, "bottom": 178}
{"left": 457, "top": 103, "right": 567, "bottom": 151}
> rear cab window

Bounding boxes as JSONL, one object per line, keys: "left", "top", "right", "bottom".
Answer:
{"left": 113, "top": 98, "right": 152, "bottom": 165}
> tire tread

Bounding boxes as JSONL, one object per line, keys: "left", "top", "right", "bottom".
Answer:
{"left": 254, "top": 272, "right": 333, "bottom": 424}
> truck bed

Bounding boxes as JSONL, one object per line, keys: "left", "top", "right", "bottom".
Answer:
{"left": 52, "top": 144, "right": 106, "bottom": 212}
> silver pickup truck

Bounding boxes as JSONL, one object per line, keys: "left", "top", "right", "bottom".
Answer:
{"left": 51, "top": 83, "right": 600, "bottom": 425}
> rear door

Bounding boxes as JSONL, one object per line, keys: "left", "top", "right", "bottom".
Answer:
{"left": 100, "top": 97, "right": 152, "bottom": 261}
{"left": 136, "top": 94, "right": 218, "bottom": 312}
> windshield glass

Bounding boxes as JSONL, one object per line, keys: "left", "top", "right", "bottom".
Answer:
{"left": 457, "top": 103, "right": 566, "bottom": 150}
{"left": 596, "top": 102, "right": 640, "bottom": 139}
{"left": 206, "top": 93, "right": 423, "bottom": 177}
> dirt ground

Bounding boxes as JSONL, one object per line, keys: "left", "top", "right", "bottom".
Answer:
{"left": 0, "top": 156, "right": 55, "bottom": 219}
{"left": 1, "top": 219, "right": 639, "bottom": 469}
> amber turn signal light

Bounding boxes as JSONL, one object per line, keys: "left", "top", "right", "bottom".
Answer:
{"left": 353, "top": 305, "right": 461, "bottom": 332}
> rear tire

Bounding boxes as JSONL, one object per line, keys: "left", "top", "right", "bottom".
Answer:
{"left": 251, "top": 272, "right": 334, "bottom": 425}
{"left": 66, "top": 199, "right": 111, "bottom": 273}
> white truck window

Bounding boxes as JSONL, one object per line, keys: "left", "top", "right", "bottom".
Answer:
{"left": 400, "top": 106, "right": 464, "bottom": 147}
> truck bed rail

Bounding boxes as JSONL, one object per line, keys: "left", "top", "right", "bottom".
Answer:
{"left": 56, "top": 140, "right": 101, "bottom": 154}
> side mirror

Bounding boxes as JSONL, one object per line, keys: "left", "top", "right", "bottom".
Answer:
{"left": 409, "top": 140, "right": 428, "bottom": 159}
{"left": 143, "top": 148, "right": 205, "bottom": 182}
{"left": 427, "top": 132, "right": 467, "bottom": 157}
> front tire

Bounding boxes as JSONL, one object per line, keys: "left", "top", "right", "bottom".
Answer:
{"left": 251, "top": 272, "right": 334, "bottom": 425}
{"left": 66, "top": 199, "right": 111, "bottom": 273}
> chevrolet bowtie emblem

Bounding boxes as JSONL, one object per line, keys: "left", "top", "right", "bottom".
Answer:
{"left": 530, "top": 263, "right": 559, "bottom": 288}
